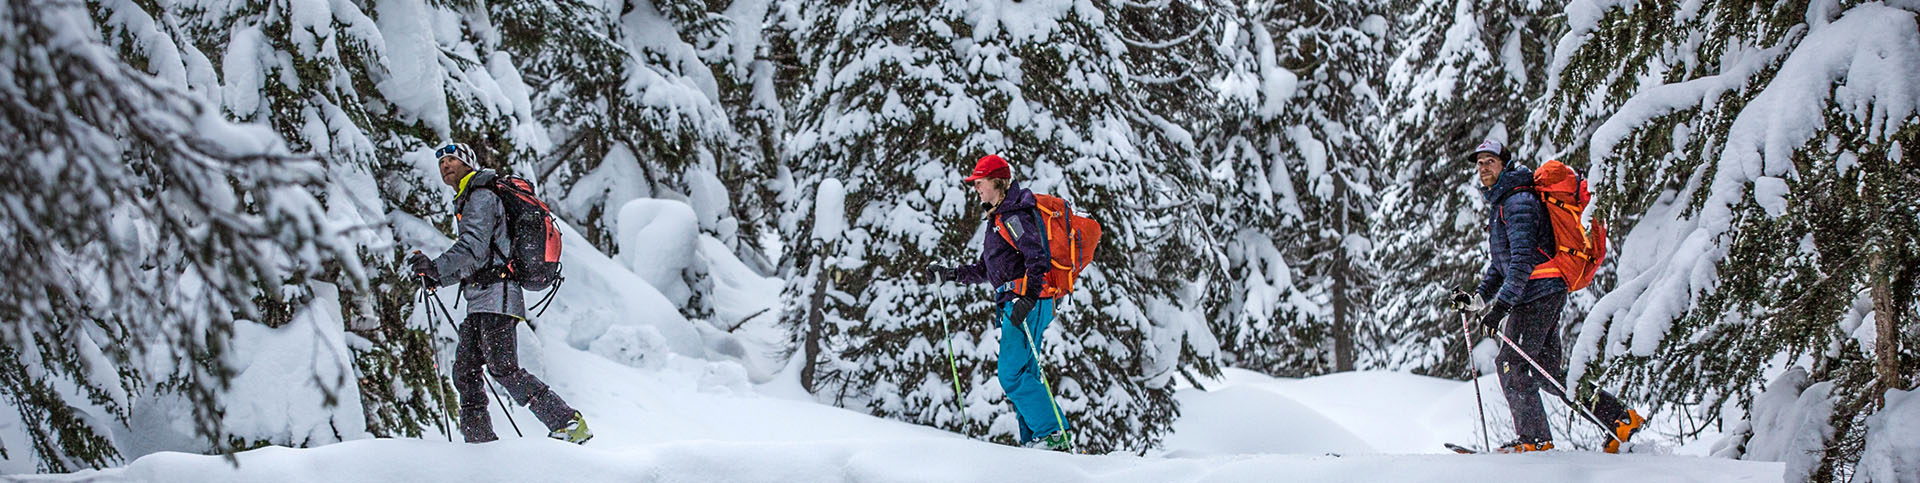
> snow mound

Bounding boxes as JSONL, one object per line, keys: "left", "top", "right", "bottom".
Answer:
{"left": 615, "top": 198, "right": 700, "bottom": 305}
{"left": 1162, "top": 381, "right": 1375, "bottom": 456}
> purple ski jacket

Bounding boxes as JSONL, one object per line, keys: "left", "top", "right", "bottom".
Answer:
{"left": 956, "top": 182, "right": 1051, "bottom": 303}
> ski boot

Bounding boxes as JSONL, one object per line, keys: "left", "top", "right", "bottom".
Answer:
{"left": 1495, "top": 436, "right": 1554, "bottom": 454}
{"left": 1604, "top": 409, "right": 1645, "bottom": 454}
{"left": 1024, "top": 431, "right": 1073, "bottom": 452}
{"left": 549, "top": 412, "right": 593, "bottom": 445}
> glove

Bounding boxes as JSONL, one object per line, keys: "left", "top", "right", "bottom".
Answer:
{"left": 409, "top": 251, "right": 441, "bottom": 287}
{"left": 924, "top": 263, "right": 955, "bottom": 283}
{"left": 1479, "top": 301, "right": 1512, "bottom": 334}
{"left": 1449, "top": 290, "right": 1485, "bottom": 312}
{"left": 1007, "top": 296, "right": 1039, "bottom": 328}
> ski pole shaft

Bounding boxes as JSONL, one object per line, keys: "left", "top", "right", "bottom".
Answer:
{"left": 1459, "top": 311, "right": 1491, "bottom": 452}
{"left": 1490, "top": 328, "right": 1625, "bottom": 445}
{"left": 484, "top": 374, "right": 523, "bottom": 437}
{"left": 938, "top": 294, "right": 967, "bottom": 422}
{"left": 421, "top": 288, "right": 455, "bottom": 442}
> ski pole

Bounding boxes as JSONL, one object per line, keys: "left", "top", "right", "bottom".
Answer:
{"left": 937, "top": 291, "right": 968, "bottom": 426}
{"left": 1458, "top": 310, "right": 1491, "bottom": 452}
{"left": 1490, "top": 325, "right": 1626, "bottom": 446}
{"left": 424, "top": 285, "right": 530, "bottom": 439}
{"left": 485, "top": 374, "right": 523, "bottom": 437}
{"left": 419, "top": 287, "right": 455, "bottom": 442}
{"left": 1014, "top": 302, "right": 1073, "bottom": 453}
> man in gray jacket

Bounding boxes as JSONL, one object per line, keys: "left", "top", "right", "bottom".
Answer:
{"left": 409, "top": 142, "right": 591, "bottom": 444}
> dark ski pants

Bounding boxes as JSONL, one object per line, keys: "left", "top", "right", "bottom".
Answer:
{"left": 453, "top": 312, "right": 576, "bottom": 442}
{"left": 1497, "top": 290, "right": 1630, "bottom": 442}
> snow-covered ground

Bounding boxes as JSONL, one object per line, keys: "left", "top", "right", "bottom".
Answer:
{"left": 13, "top": 363, "right": 1786, "bottom": 482}
{"left": 8, "top": 206, "right": 1783, "bottom": 482}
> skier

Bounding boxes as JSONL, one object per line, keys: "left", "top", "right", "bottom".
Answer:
{"left": 409, "top": 142, "right": 592, "bottom": 444}
{"left": 924, "top": 154, "right": 1074, "bottom": 452}
{"left": 1451, "top": 139, "right": 1644, "bottom": 454}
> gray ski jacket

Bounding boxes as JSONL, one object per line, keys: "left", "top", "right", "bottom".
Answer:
{"left": 432, "top": 169, "right": 526, "bottom": 318}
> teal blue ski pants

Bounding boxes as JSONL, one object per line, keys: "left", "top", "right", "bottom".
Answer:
{"left": 998, "top": 297, "right": 1068, "bottom": 444}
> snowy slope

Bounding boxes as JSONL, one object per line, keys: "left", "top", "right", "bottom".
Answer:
{"left": 17, "top": 439, "right": 1783, "bottom": 483}
{"left": 1165, "top": 368, "right": 1738, "bottom": 457}
{"left": 17, "top": 359, "right": 1785, "bottom": 482}
{"left": 11, "top": 225, "right": 1783, "bottom": 482}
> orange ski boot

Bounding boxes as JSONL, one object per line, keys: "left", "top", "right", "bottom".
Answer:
{"left": 1604, "top": 409, "right": 1645, "bottom": 454}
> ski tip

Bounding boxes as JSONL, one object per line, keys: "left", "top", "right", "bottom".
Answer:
{"left": 1444, "top": 443, "right": 1478, "bottom": 454}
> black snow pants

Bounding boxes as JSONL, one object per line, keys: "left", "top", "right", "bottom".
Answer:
{"left": 1497, "top": 289, "right": 1631, "bottom": 442}
{"left": 454, "top": 312, "right": 576, "bottom": 442}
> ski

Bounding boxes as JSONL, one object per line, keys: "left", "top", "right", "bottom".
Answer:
{"left": 1445, "top": 443, "right": 1479, "bottom": 454}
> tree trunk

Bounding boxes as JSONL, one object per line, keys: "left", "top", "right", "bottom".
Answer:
{"left": 1870, "top": 250, "right": 1909, "bottom": 400}
{"left": 1333, "top": 178, "right": 1357, "bottom": 372}
{"left": 799, "top": 259, "right": 829, "bottom": 393}
{"left": 1334, "top": 264, "right": 1355, "bottom": 372}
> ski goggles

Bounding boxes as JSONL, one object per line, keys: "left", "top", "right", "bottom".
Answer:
{"left": 436, "top": 143, "right": 475, "bottom": 167}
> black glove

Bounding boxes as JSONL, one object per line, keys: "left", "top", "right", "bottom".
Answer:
{"left": 1448, "top": 290, "right": 1484, "bottom": 312}
{"left": 1479, "top": 301, "right": 1511, "bottom": 334}
{"left": 409, "top": 251, "right": 441, "bottom": 287}
{"left": 1007, "top": 296, "right": 1039, "bottom": 327}
{"left": 924, "top": 264, "right": 955, "bottom": 283}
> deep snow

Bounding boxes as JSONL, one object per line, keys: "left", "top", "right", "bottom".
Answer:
{"left": 7, "top": 222, "right": 1784, "bottom": 482}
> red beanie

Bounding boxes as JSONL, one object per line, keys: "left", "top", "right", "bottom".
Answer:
{"left": 963, "top": 154, "right": 1012, "bottom": 182}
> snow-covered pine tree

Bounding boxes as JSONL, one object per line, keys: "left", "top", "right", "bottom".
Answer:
{"left": 1367, "top": 0, "right": 1565, "bottom": 376}
{"left": 694, "top": 0, "right": 788, "bottom": 276}
{"left": 781, "top": 0, "right": 1223, "bottom": 453}
{"left": 774, "top": 0, "right": 1002, "bottom": 441}
{"left": 1534, "top": 1, "right": 1919, "bottom": 476}
{"left": 502, "top": 0, "right": 765, "bottom": 322}
{"left": 0, "top": 0, "right": 361, "bottom": 470}
{"left": 86, "top": 0, "right": 576, "bottom": 452}
{"left": 1108, "top": 0, "right": 1229, "bottom": 387}
{"left": 1205, "top": 0, "right": 1387, "bottom": 377}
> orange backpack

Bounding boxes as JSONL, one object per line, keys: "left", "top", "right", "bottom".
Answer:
{"left": 1523, "top": 160, "right": 1607, "bottom": 291}
{"left": 994, "top": 194, "right": 1102, "bottom": 299}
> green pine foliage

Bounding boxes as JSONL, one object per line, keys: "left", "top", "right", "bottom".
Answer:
{"left": 2, "top": 0, "right": 364, "bottom": 469}
{"left": 780, "top": 0, "right": 1223, "bottom": 453}
{"left": 1535, "top": 0, "right": 1919, "bottom": 476}
{"left": 1368, "top": 0, "right": 1565, "bottom": 376}
{"left": 1205, "top": 0, "right": 1387, "bottom": 377}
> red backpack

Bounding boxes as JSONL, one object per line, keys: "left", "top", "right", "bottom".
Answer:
{"left": 459, "top": 174, "right": 564, "bottom": 291}
{"left": 1523, "top": 160, "right": 1606, "bottom": 291}
{"left": 993, "top": 194, "right": 1102, "bottom": 299}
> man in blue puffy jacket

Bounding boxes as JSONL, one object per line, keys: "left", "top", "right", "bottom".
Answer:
{"left": 924, "top": 154, "right": 1072, "bottom": 452}
{"left": 1452, "top": 140, "right": 1642, "bottom": 454}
